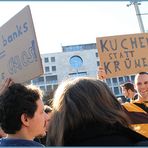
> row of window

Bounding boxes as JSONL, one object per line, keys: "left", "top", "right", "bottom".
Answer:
{"left": 40, "top": 84, "right": 58, "bottom": 92}
{"left": 107, "top": 75, "right": 135, "bottom": 96}
{"left": 32, "top": 75, "right": 58, "bottom": 85}
{"left": 44, "top": 57, "right": 55, "bottom": 63}
{"left": 45, "top": 66, "right": 56, "bottom": 72}
{"left": 62, "top": 43, "right": 96, "bottom": 52}
{"left": 106, "top": 75, "right": 135, "bottom": 86}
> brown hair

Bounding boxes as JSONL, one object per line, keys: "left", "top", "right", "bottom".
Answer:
{"left": 47, "top": 77, "right": 130, "bottom": 145}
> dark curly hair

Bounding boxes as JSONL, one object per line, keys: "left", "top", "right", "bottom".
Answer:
{"left": 0, "top": 83, "right": 43, "bottom": 134}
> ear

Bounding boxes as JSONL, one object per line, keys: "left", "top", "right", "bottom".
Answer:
{"left": 21, "top": 113, "right": 29, "bottom": 127}
{"left": 134, "top": 84, "right": 137, "bottom": 90}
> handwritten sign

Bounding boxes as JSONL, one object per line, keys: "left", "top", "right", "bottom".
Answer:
{"left": 96, "top": 33, "right": 148, "bottom": 78}
{"left": 0, "top": 5, "right": 43, "bottom": 84}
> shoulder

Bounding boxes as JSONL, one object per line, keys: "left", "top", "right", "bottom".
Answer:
{"left": 122, "top": 102, "right": 146, "bottom": 113}
{"left": 0, "top": 138, "right": 44, "bottom": 146}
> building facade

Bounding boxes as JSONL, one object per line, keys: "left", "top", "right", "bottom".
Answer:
{"left": 31, "top": 43, "right": 136, "bottom": 97}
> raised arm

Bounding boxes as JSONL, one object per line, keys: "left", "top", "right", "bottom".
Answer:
{"left": 97, "top": 66, "right": 107, "bottom": 80}
{"left": 0, "top": 78, "right": 14, "bottom": 96}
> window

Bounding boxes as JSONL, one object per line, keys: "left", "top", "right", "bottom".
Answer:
{"left": 112, "top": 78, "right": 118, "bottom": 85}
{"left": 40, "top": 86, "right": 45, "bottom": 91}
{"left": 97, "top": 61, "right": 100, "bottom": 66}
{"left": 45, "top": 66, "right": 50, "bottom": 72}
{"left": 46, "top": 75, "right": 57, "bottom": 84}
{"left": 69, "top": 56, "right": 83, "bottom": 68}
{"left": 109, "top": 87, "right": 113, "bottom": 92}
{"left": 124, "top": 76, "right": 130, "bottom": 82}
{"left": 51, "top": 57, "right": 55, "bottom": 62}
{"left": 95, "top": 52, "right": 98, "bottom": 57}
{"left": 106, "top": 78, "right": 111, "bottom": 86}
{"left": 44, "top": 57, "right": 49, "bottom": 63}
{"left": 52, "top": 66, "right": 56, "bottom": 71}
{"left": 69, "top": 72, "right": 87, "bottom": 77}
{"left": 53, "top": 84, "right": 58, "bottom": 90}
{"left": 114, "top": 87, "right": 120, "bottom": 95}
{"left": 119, "top": 77, "right": 124, "bottom": 84}
{"left": 46, "top": 85, "right": 52, "bottom": 92}
{"left": 131, "top": 75, "right": 135, "bottom": 82}
{"left": 32, "top": 77, "right": 44, "bottom": 85}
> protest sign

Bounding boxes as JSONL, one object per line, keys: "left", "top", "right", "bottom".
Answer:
{"left": 0, "top": 5, "right": 43, "bottom": 84}
{"left": 96, "top": 33, "right": 148, "bottom": 78}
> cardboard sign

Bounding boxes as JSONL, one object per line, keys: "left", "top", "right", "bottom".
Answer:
{"left": 96, "top": 33, "right": 148, "bottom": 78}
{"left": 0, "top": 5, "right": 43, "bottom": 84}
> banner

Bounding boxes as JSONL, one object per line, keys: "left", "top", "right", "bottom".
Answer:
{"left": 0, "top": 5, "right": 43, "bottom": 83}
{"left": 96, "top": 33, "right": 148, "bottom": 78}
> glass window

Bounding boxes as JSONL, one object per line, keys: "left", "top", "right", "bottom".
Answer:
{"left": 131, "top": 75, "right": 135, "bottom": 82}
{"left": 32, "top": 77, "right": 44, "bottom": 85}
{"left": 109, "top": 87, "right": 113, "bottom": 92}
{"left": 45, "top": 66, "right": 50, "bottom": 72}
{"left": 97, "top": 61, "right": 100, "bottom": 66}
{"left": 46, "top": 75, "right": 57, "bottom": 84}
{"left": 124, "top": 76, "right": 130, "bottom": 82}
{"left": 44, "top": 57, "right": 49, "bottom": 63}
{"left": 106, "top": 78, "right": 111, "bottom": 86}
{"left": 53, "top": 84, "right": 58, "bottom": 90}
{"left": 40, "top": 86, "right": 45, "bottom": 91}
{"left": 51, "top": 57, "right": 55, "bottom": 62}
{"left": 69, "top": 56, "right": 83, "bottom": 68}
{"left": 112, "top": 78, "right": 118, "bottom": 85}
{"left": 69, "top": 72, "right": 87, "bottom": 77}
{"left": 114, "top": 87, "right": 120, "bottom": 95}
{"left": 52, "top": 66, "right": 56, "bottom": 71}
{"left": 119, "top": 77, "right": 124, "bottom": 84}
{"left": 46, "top": 85, "right": 52, "bottom": 92}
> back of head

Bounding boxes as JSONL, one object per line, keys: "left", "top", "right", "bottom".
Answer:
{"left": 0, "top": 83, "right": 42, "bottom": 134}
{"left": 48, "top": 77, "right": 129, "bottom": 145}
{"left": 120, "top": 82, "right": 135, "bottom": 92}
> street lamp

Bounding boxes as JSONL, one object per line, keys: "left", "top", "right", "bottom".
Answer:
{"left": 127, "top": 0, "right": 145, "bottom": 33}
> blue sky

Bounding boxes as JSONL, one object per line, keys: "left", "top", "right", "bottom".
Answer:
{"left": 0, "top": 1, "right": 148, "bottom": 54}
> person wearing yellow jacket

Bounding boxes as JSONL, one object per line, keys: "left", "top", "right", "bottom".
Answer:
{"left": 98, "top": 67, "right": 148, "bottom": 138}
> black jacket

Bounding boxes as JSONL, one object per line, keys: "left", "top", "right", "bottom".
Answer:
{"left": 64, "top": 121, "right": 148, "bottom": 146}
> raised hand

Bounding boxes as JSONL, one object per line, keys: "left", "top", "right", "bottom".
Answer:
{"left": 97, "top": 66, "right": 107, "bottom": 80}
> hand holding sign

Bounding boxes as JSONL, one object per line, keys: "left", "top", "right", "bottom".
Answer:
{"left": 97, "top": 66, "right": 107, "bottom": 80}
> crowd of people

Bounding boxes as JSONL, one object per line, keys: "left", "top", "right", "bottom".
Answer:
{"left": 0, "top": 69, "right": 148, "bottom": 146}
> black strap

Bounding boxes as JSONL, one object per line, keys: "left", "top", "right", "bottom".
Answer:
{"left": 134, "top": 103, "right": 148, "bottom": 113}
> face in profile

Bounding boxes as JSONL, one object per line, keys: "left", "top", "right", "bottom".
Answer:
{"left": 121, "top": 87, "right": 129, "bottom": 98}
{"left": 27, "top": 99, "right": 49, "bottom": 138}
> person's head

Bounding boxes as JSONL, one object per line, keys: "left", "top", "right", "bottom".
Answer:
{"left": 134, "top": 72, "right": 148, "bottom": 101}
{"left": 0, "top": 83, "right": 49, "bottom": 140}
{"left": 47, "top": 77, "right": 130, "bottom": 145}
{"left": 120, "top": 82, "right": 135, "bottom": 99}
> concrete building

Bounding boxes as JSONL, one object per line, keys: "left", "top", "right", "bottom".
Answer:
{"left": 31, "top": 43, "right": 135, "bottom": 97}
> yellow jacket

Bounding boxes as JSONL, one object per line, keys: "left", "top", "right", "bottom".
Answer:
{"left": 123, "top": 102, "right": 148, "bottom": 138}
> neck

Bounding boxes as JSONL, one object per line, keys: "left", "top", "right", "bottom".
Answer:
{"left": 128, "top": 92, "right": 135, "bottom": 100}
{"left": 7, "top": 129, "right": 33, "bottom": 141}
{"left": 137, "top": 96, "right": 148, "bottom": 102}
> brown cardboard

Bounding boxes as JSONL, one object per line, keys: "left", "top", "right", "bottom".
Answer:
{"left": 96, "top": 33, "right": 148, "bottom": 78}
{"left": 0, "top": 5, "right": 43, "bottom": 84}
